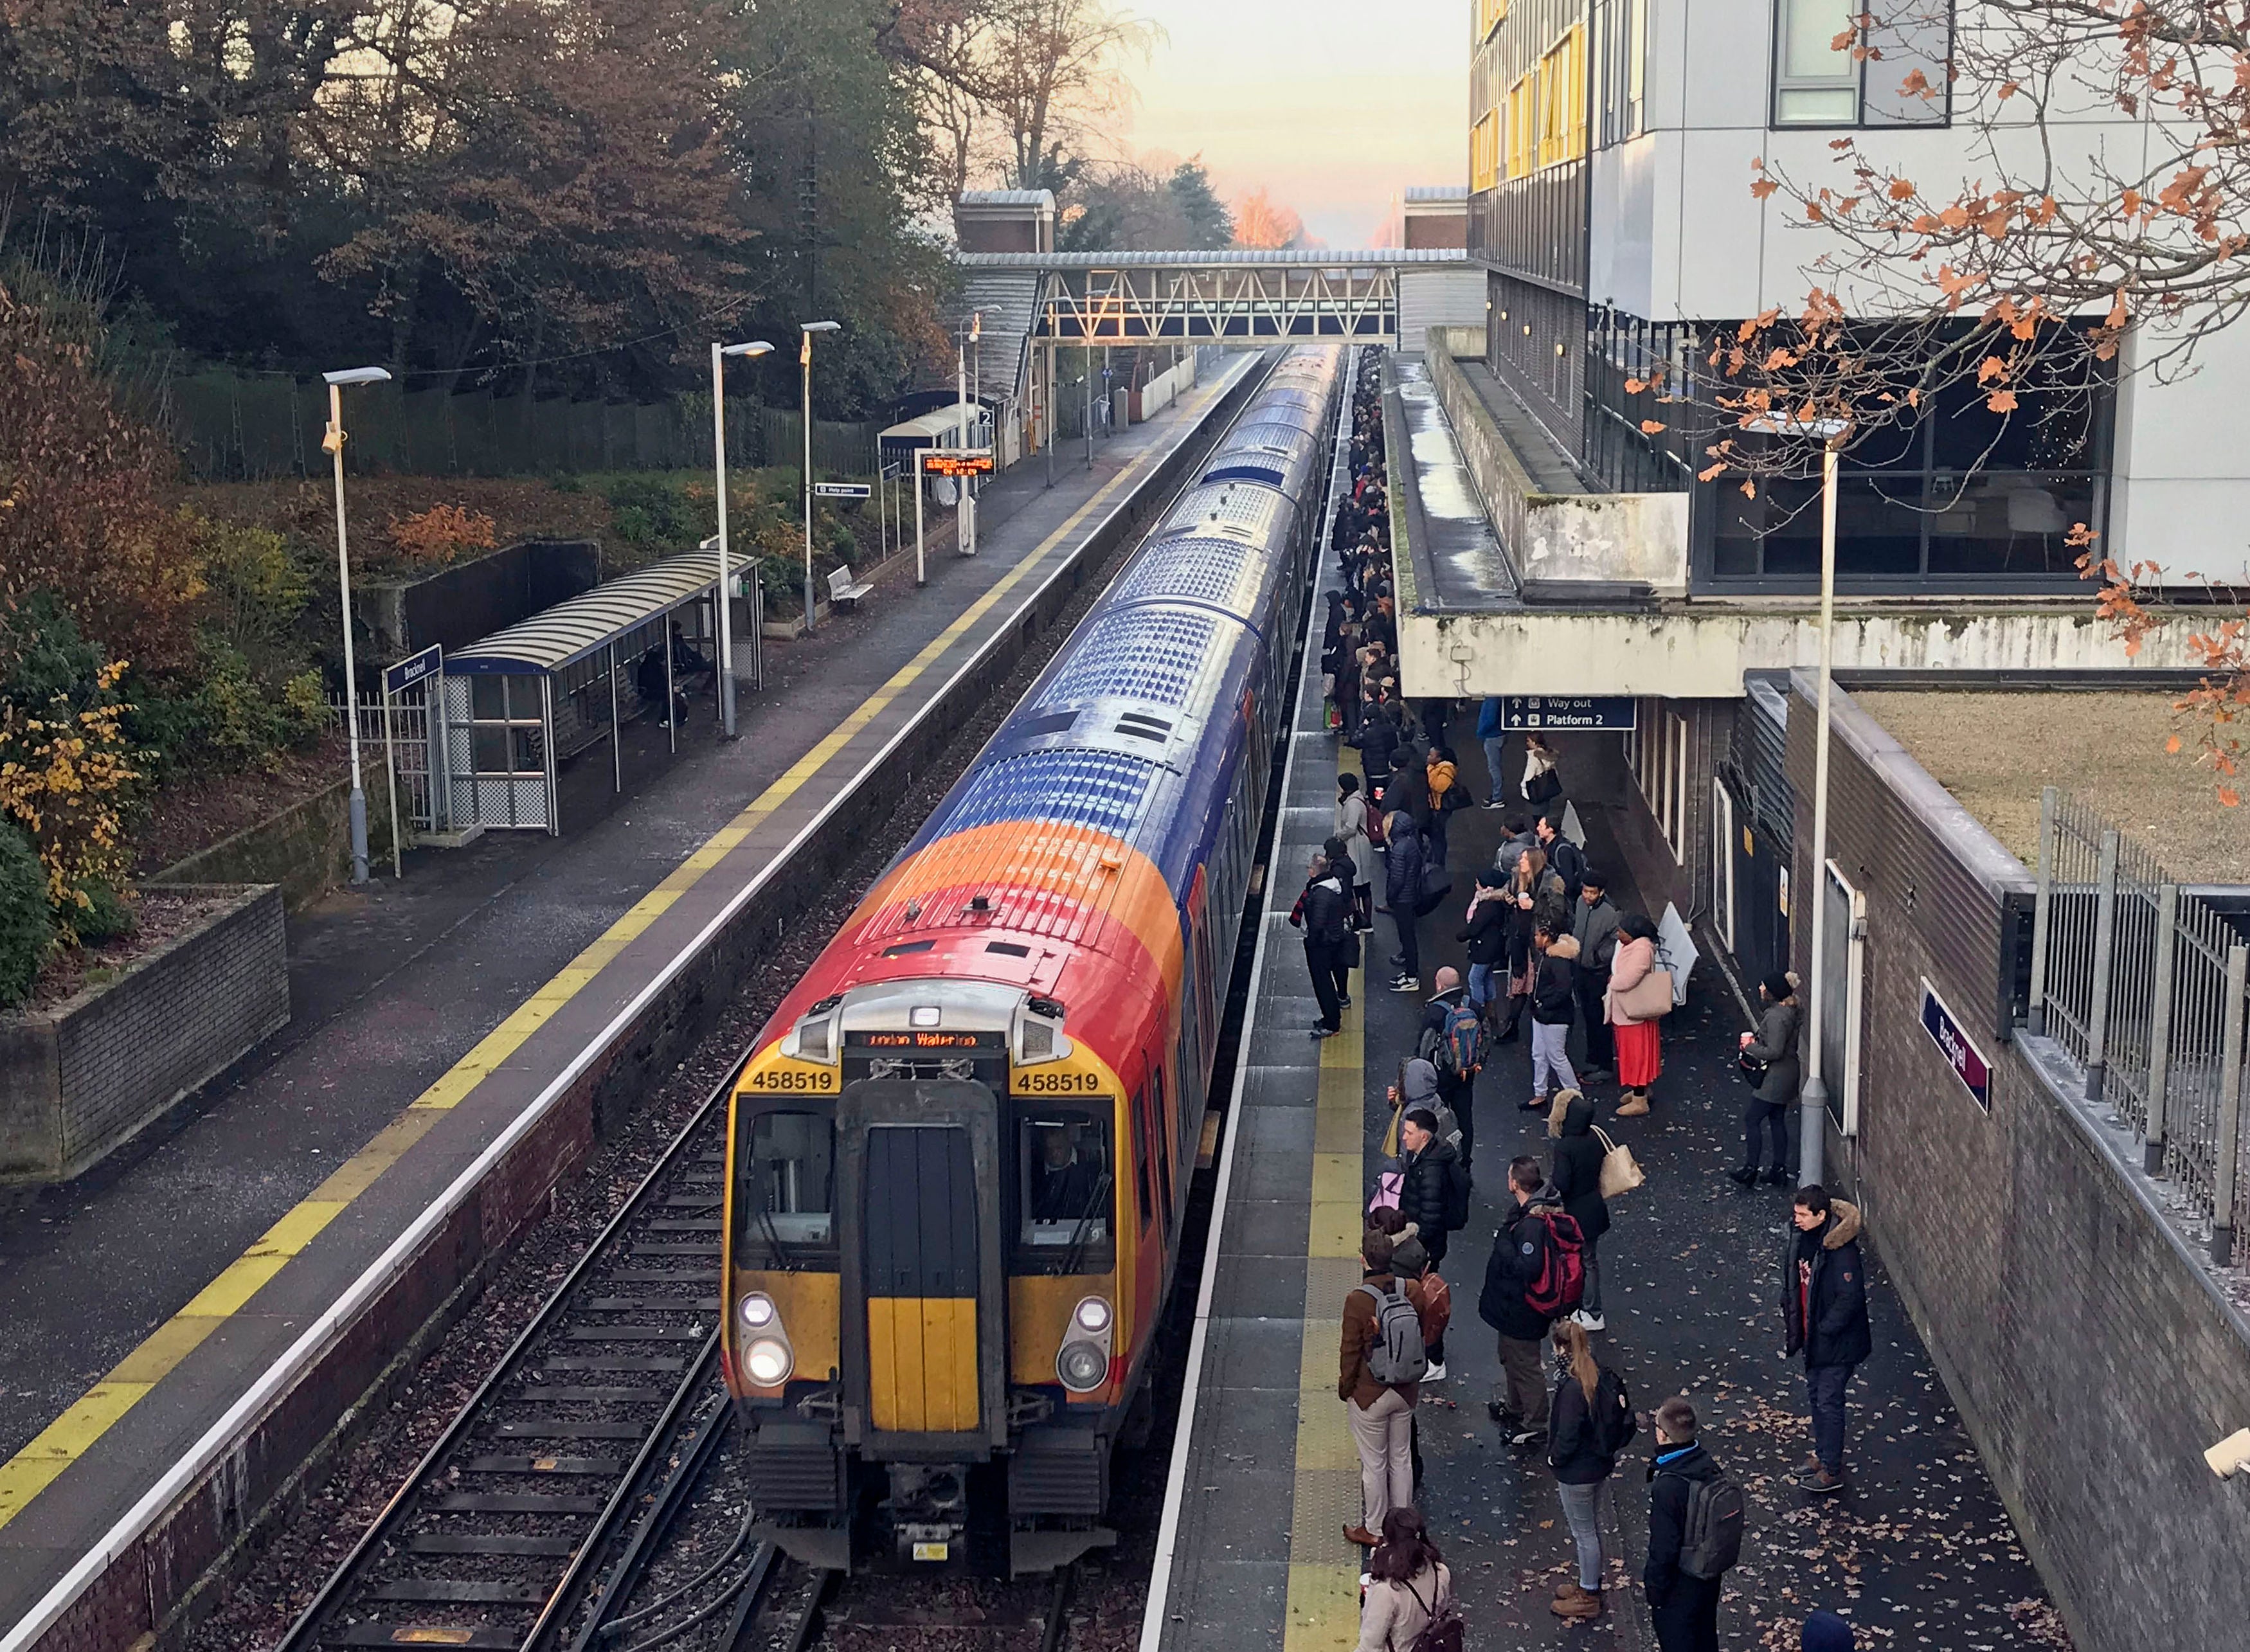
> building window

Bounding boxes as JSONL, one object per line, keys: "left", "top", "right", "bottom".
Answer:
{"left": 1477, "top": 0, "right": 1511, "bottom": 40}
{"left": 1772, "top": 0, "right": 1951, "bottom": 127}
{"left": 1713, "top": 777, "right": 1738, "bottom": 951}
{"left": 1702, "top": 340, "right": 2115, "bottom": 585}
{"left": 1537, "top": 27, "right": 1589, "bottom": 168}
{"left": 1592, "top": 0, "right": 1647, "bottom": 145}
{"left": 1625, "top": 701, "right": 1689, "bottom": 863}
{"left": 1505, "top": 76, "right": 1534, "bottom": 180}
{"left": 1583, "top": 306, "right": 1697, "bottom": 494}
{"left": 1473, "top": 109, "right": 1501, "bottom": 193}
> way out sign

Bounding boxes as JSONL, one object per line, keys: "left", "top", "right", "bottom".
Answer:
{"left": 1500, "top": 696, "right": 1635, "bottom": 732}
{"left": 1919, "top": 977, "right": 1992, "bottom": 1111}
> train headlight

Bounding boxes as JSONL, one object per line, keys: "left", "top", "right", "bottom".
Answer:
{"left": 743, "top": 1336, "right": 795, "bottom": 1386}
{"left": 1056, "top": 1340, "right": 1109, "bottom": 1392}
{"left": 738, "top": 1292, "right": 777, "bottom": 1332}
{"left": 1072, "top": 1296, "right": 1113, "bottom": 1336}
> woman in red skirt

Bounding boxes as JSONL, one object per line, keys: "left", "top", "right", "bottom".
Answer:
{"left": 1605, "top": 913, "right": 1665, "bottom": 1117}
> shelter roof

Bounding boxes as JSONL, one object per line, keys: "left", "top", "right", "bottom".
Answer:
{"left": 446, "top": 548, "right": 722, "bottom": 676}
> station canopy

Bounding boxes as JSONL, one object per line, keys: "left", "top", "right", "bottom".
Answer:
{"left": 447, "top": 548, "right": 726, "bottom": 676}
{"left": 879, "top": 404, "right": 982, "bottom": 453}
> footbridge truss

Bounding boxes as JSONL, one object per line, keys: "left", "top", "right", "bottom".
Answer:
{"left": 957, "top": 249, "right": 1473, "bottom": 346}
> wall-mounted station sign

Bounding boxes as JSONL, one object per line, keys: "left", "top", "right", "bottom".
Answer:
{"left": 812, "top": 481, "right": 873, "bottom": 499}
{"left": 1499, "top": 696, "right": 1637, "bottom": 732}
{"left": 1919, "top": 977, "right": 1992, "bottom": 1112}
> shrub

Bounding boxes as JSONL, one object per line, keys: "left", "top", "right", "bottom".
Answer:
{"left": 0, "top": 598, "right": 139, "bottom": 943}
{"left": 0, "top": 822, "right": 50, "bottom": 1007}
{"left": 281, "top": 671, "right": 328, "bottom": 745}
{"left": 70, "top": 879, "right": 134, "bottom": 944}
{"left": 388, "top": 504, "right": 498, "bottom": 566}
{"left": 191, "top": 513, "right": 309, "bottom": 659}
{"left": 602, "top": 475, "right": 703, "bottom": 549}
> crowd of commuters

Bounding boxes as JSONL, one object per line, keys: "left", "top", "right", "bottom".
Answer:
{"left": 1322, "top": 354, "right": 1869, "bottom": 1651}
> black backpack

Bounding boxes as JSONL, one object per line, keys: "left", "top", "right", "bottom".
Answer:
{"left": 1592, "top": 1367, "right": 1636, "bottom": 1457}
{"left": 1674, "top": 1469, "right": 1746, "bottom": 1580}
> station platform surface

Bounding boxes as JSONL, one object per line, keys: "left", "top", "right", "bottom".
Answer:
{"left": 0, "top": 357, "right": 1257, "bottom": 1639}
{"left": 1149, "top": 569, "right": 2068, "bottom": 1649}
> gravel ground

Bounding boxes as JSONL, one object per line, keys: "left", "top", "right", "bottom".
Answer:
{"left": 1856, "top": 688, "right": 2250, "bottom": 878}
{"left": 187, "top": 440, "right": 1237, "bottom": 1652}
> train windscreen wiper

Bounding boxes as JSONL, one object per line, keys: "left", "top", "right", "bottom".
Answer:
{"left": 1059, "top": 1171, "right": 1113, "bottom": 1277}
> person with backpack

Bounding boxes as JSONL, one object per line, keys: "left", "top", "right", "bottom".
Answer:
{"left": 1383, "top": 811, "right": 1426, "bottom": 994}
{"left": 1547, "top": 1317, "right": 1636, "bottom": 1621}
{"left": 1784, "top": 1184, "right": 1873, "bottom": 1495}
{"left": 1417, "top": 969, "right": 1482, "bottom": 1174}
{"left": 1547, "top": 1090, "right": 1612, "bottom": 1332}
{"left": 1340, "top": 1229, "right": 1428, "bottom": 1545}
{"left": 1477, "top": 1156, "right": 1580, "bottom": 1447}
{"left": 1536, "top": 811, "right": 1586, "bottom": 896}
{"left": 1644, "top": 1397, "right": 1740, "bottom": 1652}
{"left": 1355, "top": 1507, "right": 1458, "bottom": 1652}
{"left": 1392, "top": 1230, "right": 1452, "bottom": 1383}
{"left": 1398, "top": 1107, "right": 1470, "bottom": 1270}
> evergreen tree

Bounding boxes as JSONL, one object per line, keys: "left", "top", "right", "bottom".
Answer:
{"left": 1169, "top": 159, "right": 1233, "bottom": 249}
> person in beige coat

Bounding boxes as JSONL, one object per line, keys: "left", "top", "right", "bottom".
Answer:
{"left": 1603, "top": 913, "right": 1664, "bottom": 1117}
{"left": 1356, "top": 1507, "right": 1455, "bottom": 1652}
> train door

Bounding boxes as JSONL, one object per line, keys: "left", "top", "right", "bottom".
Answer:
{"left": 863, "top": 1121, "right": 981, "bottom": 1432}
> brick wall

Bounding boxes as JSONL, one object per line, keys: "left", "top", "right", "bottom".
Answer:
{"left": 1784, "top": 678, "right": 2250, "bottom": 1652}
{"left": 150, "top": 783, "right": 397, "bottom": 911}
{"left": 1, "top": 886, "right": 289, "bottom": 1181}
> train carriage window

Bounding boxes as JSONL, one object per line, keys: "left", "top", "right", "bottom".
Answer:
{"left": 741, "top": 1111, "right": 836, "bottom": 1256}
{"left": 1018, "top": 1110, "right": 1113, "bottom": 1248}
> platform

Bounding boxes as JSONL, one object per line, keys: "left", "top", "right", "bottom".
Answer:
{"left": 0, "top": 356, "right": 1263, "bottom": 1652}
{"left": 1148, "top": 583, "right": 2067, "bottom": 1648}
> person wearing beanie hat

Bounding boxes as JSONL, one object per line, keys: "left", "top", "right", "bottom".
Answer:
{"left": 1802, "top": 1610, "right": 1853, "bottom": 1651}
{"left": 1731, "top": 971, "right": 1803, "bottom": 1188}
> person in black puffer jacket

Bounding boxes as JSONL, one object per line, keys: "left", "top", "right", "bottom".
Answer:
{"left": 1398, "top": 1106, "right": 1469, "bottom": 1267}
{"left": 1547, "top": 1090, "right": 1611, "bottom": 1331}
{"left": 1645, "top": 1399, "right": 1730, "bottom": 1651}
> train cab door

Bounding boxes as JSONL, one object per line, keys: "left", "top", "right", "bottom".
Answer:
{"left": 838, "top": 1081, "right": 1007, "bottom": 1450}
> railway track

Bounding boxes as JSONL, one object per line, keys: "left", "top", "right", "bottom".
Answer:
{"left": 275, "top": 1065, "right": 743, "bottom": 1652}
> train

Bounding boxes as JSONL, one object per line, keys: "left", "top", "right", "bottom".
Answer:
{"left": 718, "top": 345, "right": 1347, "bottom": 1575}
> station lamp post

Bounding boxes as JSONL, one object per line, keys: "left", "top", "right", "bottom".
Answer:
{"left": 799, "top": 321, "right": 842, "bottom": 635}
{"left": 710, "top": 339, "right": 775, "bottom": 738}
{"left": 1749, "top": 411, "right": 1851, "bottom": 1186}
{"left": 957, "top": 307, "right": 991, "bottom": 555}
{"left": 321, "top": 365, "right": 392, "bottom": 885}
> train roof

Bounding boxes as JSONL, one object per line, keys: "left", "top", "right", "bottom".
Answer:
{"left": 1200, "top": 420, "right": 1322, "bottom": 493}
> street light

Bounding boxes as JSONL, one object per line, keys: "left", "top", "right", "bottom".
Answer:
{"left": 798, "top": 321, "right": 842, "bottom": 635}
{"left": 1750, "top": 411, "right": 1851, "bottom": 1187}
{"left": 321, "top": 365, "right": 392, "bottom": 885}
{"left": 710, "top": 340, "right": 775, "bottom": 738}
{"left": 957, "top": 308, "right": 992, "bottom": 556}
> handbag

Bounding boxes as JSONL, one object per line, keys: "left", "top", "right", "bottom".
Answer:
{"left": 1525, "top": 766, "right": 1563, "bottom": 805}
{"left": 1341, "top": 929, "right": 1362, "bottom": 970}
{"left": 1594, "top": 1124, "right": 1644, "bottom": 1199}
{"left": 1738, "top": 1050, "right": 1769, "bottom": 1088}
{"left": 1616, "top": 966, "right": 1673, "bottom": 1020}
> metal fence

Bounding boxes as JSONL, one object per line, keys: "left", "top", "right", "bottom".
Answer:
{"left": 163, "top": 368, "right": 881, "bottom": 483}
{"left": 2030, "top": 786, "right": 2248, "bottom": 1266}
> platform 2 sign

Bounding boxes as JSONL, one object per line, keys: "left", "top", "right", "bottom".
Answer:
{"left": 813, "top": 481, "right": 872, "bottom": 499}
{"left": 1500, "top": 696, "right": 1636, "bottom": 732}
{"left": 1919, "top": 977, "right": 1992, "bottom": 1112}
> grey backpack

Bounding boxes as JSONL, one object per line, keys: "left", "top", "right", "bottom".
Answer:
{"left": 1363, "top": 1283, "right": 1428, "bottom": 1386}
{"left": 1675, "top": 1471, "right": 1746, "bottom": 1579}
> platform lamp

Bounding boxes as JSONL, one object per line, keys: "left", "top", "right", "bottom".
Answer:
{"left": 1747, "top": 409, "right": 1851, "bottom": 1186}
{"left": 710, "top": 339, "right": 775, "bottom": 738}
{"left": 321, "top": 365, "right": 392, "bottom": 885}
{"left": 798, "top": 321, "right": 842, "bottom": 635}
{"left": 957, "top": 307, "right": 993, "bottom": 555}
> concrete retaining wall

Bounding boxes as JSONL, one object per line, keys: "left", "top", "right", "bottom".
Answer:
{"left": 1783, "top": 681, "right": 2250, "bottom": 1652}
{"left": 26, "top": 358, "right": 1275, "bottom": 1652}
{"left": 0, "top": 886, "right": 290, "bottom": 1182}
{"left": 148, "top": 778, "right": 397, "bottom": 912}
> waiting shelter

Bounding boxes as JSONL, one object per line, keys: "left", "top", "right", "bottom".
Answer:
{"left": 440, "top": 546, "right": 760, "bottom": 833}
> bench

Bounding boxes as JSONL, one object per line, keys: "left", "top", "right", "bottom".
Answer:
{"left": 827, "top": 564, "right": 874, "bottom": 611}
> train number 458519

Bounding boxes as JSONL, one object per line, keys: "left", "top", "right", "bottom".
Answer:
{"left": 1011, "top": 1070, "right": 1100, "bottom": 1094}
{"left": 746, "top": 1067, "right": 837, "bottom": 1092}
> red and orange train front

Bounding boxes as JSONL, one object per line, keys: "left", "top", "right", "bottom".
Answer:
{"left": 720, "top": 798, "right": 1201, "bottom": 1575}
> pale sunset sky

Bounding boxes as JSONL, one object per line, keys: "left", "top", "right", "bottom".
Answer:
{"left": 1115, "top": 0, "right": 1471, "bottom": 247}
